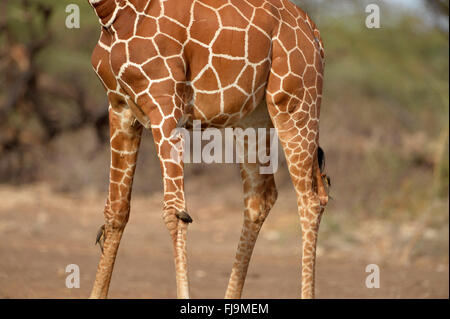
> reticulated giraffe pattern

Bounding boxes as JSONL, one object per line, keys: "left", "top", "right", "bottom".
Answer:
{"left": 88, "top": 0, "right": 328, "bottom": 299}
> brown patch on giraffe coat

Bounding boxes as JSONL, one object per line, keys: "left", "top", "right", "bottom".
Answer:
{"left": 92, "top": 0, "right": 117, "bottom": 26}
{"left": 114, "top": 6, "right": 136, "bottom": 40}
{"left": 271, "top": 41, "right": 289, "bottom": 76}
{"left": 150, "top": 108, "right": 164, "bottom": 126}
{"left": 128, "top": 38, "right": 157, "bottom": 64}
{"left": 194, "top": 92, "right": 221, "bottom": 118}
{"left": 284, "top": 0, "right": 301, "bottom": 18}
{"left": 219, "top": 5, "right": 249, "bottom": 29}
{"left": 92, "top": 49, "right": 114, "bottom": 90}
{"left": 303, "top": 66, "right": 317, "bottom": 88}
{"left": 132, "top": 0, "right": 148, "bottom": 12}
{"left": 253, "top": 85, "right": 267, "bottom": 108}
{"left": 162, "top": 0, "right": 190, "bottom": 26}
{"left": 99, "top": 27, "right": 112, "bottom": 45}
{"left": 164, "top": 161, "right": 183, "bottom": 179}
{"left": 107, "top": 93, "right": 126, "bottom": 109}
{"left": 232, "top": 0, "right": 254, "bottom": 20}
{"left": 183, "top": 41, "right": 210, "bottom": 79}
{"left": 154, "top": 33, "right": 182, "bottom": 57}
{"left": 121, "top": 65, "right": 149, "bottom": 94}
{"left": 136, "top": 15, "right": 158, "bottom": 37}
{"left": 142, "top": 57, "right": 170, "bottom": 79}
{"left": 158, "top": 16, "right": 188, "bottom": 41}
{"left": 111, "top": 152, "right": 136, "bottom": 171}
{"left": 222, "top": 87, "right": 248, "bottom": 114}
{"left": 212, "top": 57, "right": 245, "bottom": 87}
{"left": 193, "top": 68, "right": 219, "bottom": 91}
{"left": 247, "top": 26, "right": 270, "bottom": 63}
{"left": 279, "top": 8, "right": 297, "bottom": 27}
{"left": 146, "top": 0, "right": 161, "bottom": 18}
{"left": 270, "top": 0, "right": 283, "bottom": 8}
{"left": 212, "top": 29, "right": 246, "bottom": 57}
{"left": 254, "top": 60, "right": 271, "bottom": 86}
{"left": 309, "top": 105, "right": 317, "bottom": 119}
{"left": 151, "top": 126, "right": 162, "bottom": 144}
{"left": 200, "top": 0, "right": 226, "bottom": 9}
{"left": 295, "top": 28, "right": 315, "bottom": 63}
{"left": 161, "top": 117, "right": 178, "bottom": 137}
{"left": 166, "top": 57, "right": 186, "bottom": 82}
{"left": 240, "top": 97, "right": 255, "bottom": 115}
{"left": 110, "top": 169, "right": 124, "bottom": 183}
{"left": 237, "top": 66, "right": 255, "bottom": 94}
{"left": 190, "top": 2, "right": 219, "bottom": 45}
{"left": 289, "top": 48, "right": 307, "bottom": 73}
{"left": 282, "top": 73, "right": 302, "bottom": 94}
{"left": 111, "top": 131, "right": 139, "bottom": 153}
{"left": 110, "top": 42, "right": 127, "bottom": 76}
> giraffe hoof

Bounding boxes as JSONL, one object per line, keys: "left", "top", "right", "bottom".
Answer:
{"left": 95, "top": 225, "right": 106, "bottom": 253}
{"left": 175, "top": 211, "right": 193, "bottom": 223}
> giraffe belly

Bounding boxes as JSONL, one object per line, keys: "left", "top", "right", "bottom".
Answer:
{"left": 185, "top": 42, "right": 272, "bottom": 127}
{"left": 187, "top": 71, "right": 270, "bottom": 128}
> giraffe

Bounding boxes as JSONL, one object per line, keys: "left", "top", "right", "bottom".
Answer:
{"left": 88, "top": 0, "right": 328, "bottom": 299}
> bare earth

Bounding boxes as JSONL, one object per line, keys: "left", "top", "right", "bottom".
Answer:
{"left": 0, "top": 181, "right": 448, "bottom": 299}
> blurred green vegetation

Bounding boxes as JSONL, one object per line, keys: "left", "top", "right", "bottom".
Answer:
{"left": 323, "top": 14, "right": 448, "bottom": 127}
{"left": 315, "top": 4, "right": 449, "bottom": 205}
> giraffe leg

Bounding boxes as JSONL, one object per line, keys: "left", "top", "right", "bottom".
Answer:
{"left": 155, "top": 125, "right": 191, "bottom": 299}
{"left": 225, "top": 161, "right": 277, "bottom": 299}
{"left": 268, "top": 108, "right": 326, "bottom": 299}
{"left": 225, "top": 109, "right": 278, "bottom": 299}
{"left": 142, "top": 100, "right": 191, "bottom": 299}
{"left": 90, "top": 102, "right": 143, "bottom": 299}
{"left": 265, "top": 35, "right": 327, "bottom": 298}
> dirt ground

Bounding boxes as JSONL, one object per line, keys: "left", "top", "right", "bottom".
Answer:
{"left": 0, "top": 179, "right": 448, "bottom": 299}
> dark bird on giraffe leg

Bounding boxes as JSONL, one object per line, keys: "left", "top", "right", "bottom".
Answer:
{"left": 95, "top": 224, "right": 106, "bottom": 253}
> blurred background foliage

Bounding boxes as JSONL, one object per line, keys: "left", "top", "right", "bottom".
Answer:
{"left": 0, "top": 0, "right": 448, "bottom": 266}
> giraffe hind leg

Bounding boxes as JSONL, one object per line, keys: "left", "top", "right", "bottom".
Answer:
{"left": 266, "top": 97, "right": 325, "bottom": 298}
{"left": 225, "top": 107, "right": 278, "bottom": 298}
{"left": 266, "top": 31, "right": 326, "bottom": 298}
{"left": 225, "top": 162, "right": 277, "bottom": 299}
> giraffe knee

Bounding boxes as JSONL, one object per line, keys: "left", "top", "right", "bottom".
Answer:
{"left": 103, "top": 201, "right": 130, "bottom": 230}
{"left": 265, "top": 181, "right": 278, "bottom": 212}
{"left": 245, "top": 182, "right": 278, "bottom": 224}
{"left": 299, "top": 192, "right": 323, "bottom": 223}
{"left": 162, "top": 208, "right": 192, "bottom": 240}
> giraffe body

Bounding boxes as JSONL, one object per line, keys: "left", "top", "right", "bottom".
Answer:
{"left": 89, "top": 0, "right": 328, "bottom": 299}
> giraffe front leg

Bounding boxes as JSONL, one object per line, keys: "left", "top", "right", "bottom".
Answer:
{"left": 90, "top": 101, "right": 143, "bottom": 299}
{"left": 145, "top": 101, "right": 191, "bottom": 299}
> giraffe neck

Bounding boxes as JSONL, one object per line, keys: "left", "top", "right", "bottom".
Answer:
{"left": 89, "top": 0, "right": 120, "bottom": 28}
